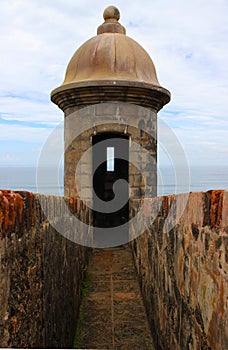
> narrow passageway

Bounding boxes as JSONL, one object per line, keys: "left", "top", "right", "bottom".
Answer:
{"left": 78, "top": 245, "right": 155, "bottom": 349}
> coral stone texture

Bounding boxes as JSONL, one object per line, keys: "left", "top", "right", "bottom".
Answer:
{"left": 131, "top": 190, "right": 228, "bottom": 350}
{"left": 0, "top": 190, "right": 227, "bottom": 348}
{"left": 1, "top": 5, "right": 227, "bottom": 350}
{"left": 0, "top": 190, "right": 91, "bottom": 348}
{"left": 51, "top": 6, "right": 170, "bottom": 203}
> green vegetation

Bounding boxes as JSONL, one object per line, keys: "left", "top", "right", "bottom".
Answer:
{"left": 73, "top": 266, "right": 90, "bottom": 349}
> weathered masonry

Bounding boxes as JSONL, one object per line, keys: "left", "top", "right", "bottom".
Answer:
{"left": 131, "top": 190, "right": 228, "bottom": 350}
{"left": 0, "top": 6, "right": 227, "bottom": 350}
{"left": 0, "top": 190, "right": 92, "bottom": 348}
{"left": 0, "top": 190, "right": 227, "bottom": 348}
{"left": 51, "top": 6, "right": 170, "bottom": 246}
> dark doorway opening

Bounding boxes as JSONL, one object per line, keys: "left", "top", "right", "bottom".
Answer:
{"left": 92, "top": 133, "right": 129, "bottom": 246}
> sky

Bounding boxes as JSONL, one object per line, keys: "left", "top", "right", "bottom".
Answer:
{"left": 0, "top": 0, "right": 228, "bottom": 169}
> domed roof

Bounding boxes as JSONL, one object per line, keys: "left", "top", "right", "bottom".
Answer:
{"left": 62, "top": 6, "right": 160, "bottom": 87}
{"left": 51, "top": 6, "right": 170, "bottom": 112}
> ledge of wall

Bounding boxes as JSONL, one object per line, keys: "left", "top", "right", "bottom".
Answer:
{"left": 0, "top": 190, "right": 92, "bottom": 348}
{"left": 131, "top": 190, "right": 228, "bottom": 350}
{"left": 1, "top": 189, "right": 227, "bottom": 349}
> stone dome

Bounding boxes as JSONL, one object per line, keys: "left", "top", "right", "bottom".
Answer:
{"left": 51, "top": 6, "right": 170, "bottom": 112}
{"left": 62, "top": 6, "right": 160, "bottom": 87}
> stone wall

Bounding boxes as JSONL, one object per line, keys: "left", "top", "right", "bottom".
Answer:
{"left": 1, "top": 188, "right": 227, "bottom": 349}
{"left": 64, "top": 102, "right": 157, "bottom": 199}
{"left": 0, "top": 190, "right": 92, "bottom": 348}
{"left": 130, "top": 190, "right": 228, "bottom": 350}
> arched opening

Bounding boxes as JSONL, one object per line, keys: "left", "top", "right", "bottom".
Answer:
{"left": 92, "top": 132, "right": 129, "bottom": 246}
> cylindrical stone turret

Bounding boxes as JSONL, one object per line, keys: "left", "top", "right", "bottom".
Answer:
{"left": 51, "top": 6, "right": 170, "bottom": 244}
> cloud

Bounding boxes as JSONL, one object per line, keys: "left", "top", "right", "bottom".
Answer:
{"left": 0, "top": 0, "right": 227, "bottom": 167}
{"left": 0, "top": 94, "right": 62, "bottom": 123}
{"left": 0, "top": 124, "right": 52, "bottom": 143}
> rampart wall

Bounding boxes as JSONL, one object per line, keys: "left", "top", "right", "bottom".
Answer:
{"left": 130, "top": 190, "right": 228, "bottom": 350}
{"left": 0, "top": 189, "right": 227, "bottom": 349}
{"left": 0, "top": 190, "right": 91, "bottom": 348}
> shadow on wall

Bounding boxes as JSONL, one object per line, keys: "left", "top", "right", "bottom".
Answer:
{"left": 0, "top": 189, "right": 227, "bottom": 349}
{"left": 131, "top": 190, "right": 228, "bottom": 350}
{"left": 0, "top": 190, "right": 91, "bottom": 348}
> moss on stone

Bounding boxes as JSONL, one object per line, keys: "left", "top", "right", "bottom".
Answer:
{"left": 73, "top": 266, "right": 90, "bottom": 349}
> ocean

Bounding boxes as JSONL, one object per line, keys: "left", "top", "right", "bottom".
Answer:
{"left": 0, "top": 165, "right": 227, "bottom": 196}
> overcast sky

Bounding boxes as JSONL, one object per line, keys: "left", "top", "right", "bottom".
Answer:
{"left": 0, "top": 0, "right": 227, "bottom": 168}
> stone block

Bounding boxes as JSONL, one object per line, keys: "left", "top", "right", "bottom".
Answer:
{"left": 0, "top": 191, "right": 92, "bottom": 348}
{"left": 130, "top": 190, "right": 228, "bottom": 350}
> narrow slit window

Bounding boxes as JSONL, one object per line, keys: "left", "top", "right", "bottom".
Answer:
{"left": 107, "top": 147, "right": 114, "bottom": 171}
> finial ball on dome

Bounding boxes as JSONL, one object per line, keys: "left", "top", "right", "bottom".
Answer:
{"left": 103, "top": 6, "right": 120, "bottom": 21}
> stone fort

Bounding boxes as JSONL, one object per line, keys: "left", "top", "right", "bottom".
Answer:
{"left": 0, "top": 6, "right": 227, "bottom": 350}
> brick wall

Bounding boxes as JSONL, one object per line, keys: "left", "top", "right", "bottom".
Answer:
{"left": 0, "top": 190, "right": 91, "bottom": 348}
{"left": 130, "top": 190, "right": 228, "bottom": 350}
